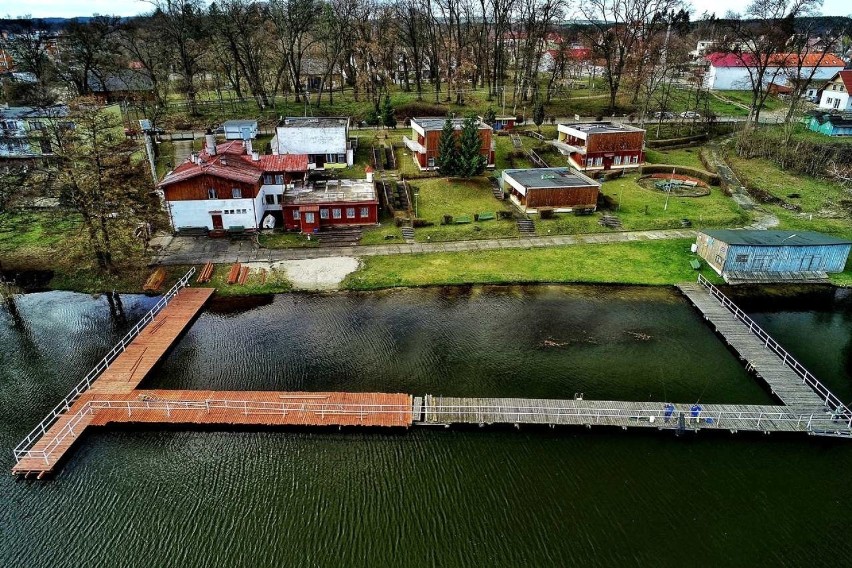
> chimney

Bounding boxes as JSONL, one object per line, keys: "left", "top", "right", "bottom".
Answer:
{"left": 205, "top": 129, "right": 216, "bottom": 156}
{"left": 245, "top": 139, "right": 253, "bottom": 156}
{"left": 365, "top": 165, "right": 374, "bottom": 183}
{"left": 252, "top": 151, "right": 260, "bottom": 162}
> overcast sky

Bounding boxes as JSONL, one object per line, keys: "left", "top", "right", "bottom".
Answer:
{"left": 2, "top": 0, "right": 849, "bottom": 20}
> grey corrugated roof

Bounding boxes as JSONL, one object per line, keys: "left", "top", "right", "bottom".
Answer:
{"left": 87, "top": 69, "right": 153, "bottom": 92}
{"left": 701, "top": 229, "right": 852, "bottom": 247}
{"left": 0, "top": 105, "right": 69, "bottom": 119}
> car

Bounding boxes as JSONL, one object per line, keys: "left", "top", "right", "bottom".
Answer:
{"left": 653, "top": 111, "right": 675, "bottom": 119}
{"left": 680, "top": 111, "right": 701, "bottom": 119}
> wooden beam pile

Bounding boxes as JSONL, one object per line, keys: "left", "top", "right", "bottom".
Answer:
{"left": 196, "top": 262, "right": 214, "bottom": 284}
{"left": 226, "top": 263, "right": 241, "bottom": 285}
{"left": 143, "top": 268, "right": 166, "bottom": 293}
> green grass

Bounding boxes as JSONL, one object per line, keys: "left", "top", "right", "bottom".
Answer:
{"left": 408, "top": 176, "right": 518, "bottom": 241}
{"left": 0, "top": 210, "right": 83, "bottom": 268}
{"left": 716, "top": 90, "right": 785, "bottom": 112}
{"left": 645, "top": 147, "right": 707, "bottom": 169}
{"left": 534, "top": 174, "right": 750, "bottom": 236}
{"left": 360, "top": 218, "right": 404, "bottom": 245}
{"left": 258, "top": 232, "right": 319, "bottom": 248}
{"left": 342, "top": 238, "right": 719, "bottom": 290}
{"left": 202, "top": 262, "right": 292, "bottom": 295}
{"left": 726, "top": 155, "right": 852, "bottom": 240}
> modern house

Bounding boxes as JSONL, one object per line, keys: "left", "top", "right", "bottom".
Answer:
{"left": 158, "top": 136, "right": 309, "bottom": 232}
{"left": 0, "top": 105, "right": 71, "bottom": 158}
{"left": 270, "top": 116, "right": 353, "bottom": 169}
{"left": 480, "top": 115, "right": 516, "bottom": 131}
{"left": 805, "top": 111, "right": 852, "bottom": 137}
{"left": 703, "top": 52, "right": 845, "bottom": 91}
{"left": 819, "top": 70, "right": 852, "bottom": 112}
{"left": 695, "top": 229, "right": 852, "bottom": 282}
{"left": 403, "top": 117, "right": 495, "bottom": 171}
{"left": 501, "top": 167, "right": 600, "bottom": 214}
{"left": 222, "top": 119, "right": 258, "bottom": 140}
{"left": 281, "top": 178, "right": 379, "bottom": 233}
{"left": 553, "top": 122, "right": 645, "bottom": 171}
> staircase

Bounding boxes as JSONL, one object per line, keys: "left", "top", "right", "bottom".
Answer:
{"left": 317, "top": 227, "right": 363, "bottom": 247}
{"left": 490, "top": 177, "right": 505, "bottom": 200}
{"left": 516, "top": 218, "right": 535, "bottom": 236}
{"left": 401, "top": 226, "right": 415, "bottom": 243}
{"left": 510, "top": 134, "right": 523, "bottom": 149}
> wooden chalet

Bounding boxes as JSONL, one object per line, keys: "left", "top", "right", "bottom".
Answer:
{"left": 403, "top": 117, "right": 495, "bottom": 171}
{"left": 501, "top": 167, "right": 600, "bottom": 214}
{"left": 554, "top": 122, "right": 645, "bottom": 171}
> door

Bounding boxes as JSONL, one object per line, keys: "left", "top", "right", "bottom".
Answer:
{"left": 211, "top": 214, "right": 223, "bottom": 230}
{"left": 602, "top": 155, "right": 613, "bottom": 170}
{"left": 800, "top": 256, "right": 821, "bottom": 270}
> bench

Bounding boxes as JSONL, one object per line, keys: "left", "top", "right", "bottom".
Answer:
{"left": 689, "top": 259, "right": 701, "bottom": 270}
{"left": 477, "top": 212, "right": 496, "bottom": 221}
{"left": 454, "top": 215, "right": 472, "bottom": 224}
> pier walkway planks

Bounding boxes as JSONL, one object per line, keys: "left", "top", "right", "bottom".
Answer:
{"left": 88, "top": 390, "right": 413, "bottom": 428}
{"left": 12, "top": 287, "right": 215, "bottom": 477}
{"left": 677, "top": 282, "right": 829, "bottom": 413}
{"left": 420, "top": 396, "right": 848, "bottom": 434}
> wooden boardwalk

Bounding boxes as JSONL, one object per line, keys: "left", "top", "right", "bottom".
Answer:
{"left": 677, "top": 281, "right": 829, "bottom": 413}
{"left": 12, "top": 287, "right": 215, "bottom": 477}
{"left": 87, "top": 390, "right": 413, "bottom": 428}
{"left": 419, "top": 396, "right": 849, "bottom": 434}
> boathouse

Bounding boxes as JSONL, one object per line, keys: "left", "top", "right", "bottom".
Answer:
{"left": 696, "top": 229, "right": 852, "bottom": 283}
{"left": 501, "top": 167, "right": 600, "bottom": 214}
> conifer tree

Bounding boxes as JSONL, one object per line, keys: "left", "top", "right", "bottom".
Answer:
{"left": 533, "top": 101, "right": 545, "bottom": 131}
{"left": 483, "top": 107, "right": 496, "bottom": 127}
{"left": 458, "top": 116, "right": 485, "bottom": 178}
{"left": 381, "top": 95, "right": 396, "bottom": 129}
{"left": 436, "top": 118, "right": 458, "bottom": 176}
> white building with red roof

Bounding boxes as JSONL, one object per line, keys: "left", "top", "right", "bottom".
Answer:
{"left": 703, "top": 52, "right": 846, "bottom": 91}
{"left": 158, "top": 134, "right": 309, "bottom": 232}
{"left": 819, "top": 70, "right": 852, "bottom": 112}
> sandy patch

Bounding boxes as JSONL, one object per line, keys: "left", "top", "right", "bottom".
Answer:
{"left": 246, "top": 257, "right": 360, "bottom": 290}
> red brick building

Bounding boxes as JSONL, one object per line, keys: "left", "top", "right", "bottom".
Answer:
{"left": 404, "top": 117, "right": 495, "bottom": 171}
{"left": 554, "top": 122, "right": 645, "bottom": 171}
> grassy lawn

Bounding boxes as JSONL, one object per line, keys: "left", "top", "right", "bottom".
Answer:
{"left": 202, "top": 262, "right": 292, "bottom": 295}
{"left": 258, "top": 232, "right": 319, "bottom": 248}
{"left": 408, "top": 177, "right": 518, "bottom": 241}
{"left": 645, "top": 147, "right": 707, "bottom": 169}
{"left": 716, "top": 90, "right": 785, "bottom": 112}
{"left": 726, "top": 155, "right": 852, "bottom": 240}
{"left": 0, "top": 209, "right": 85, "bottom": 271}
{"left": 534, "top": 174, "right": 750, "bottom": 236}
{"left": 361, "top": 218, "right": 404, "bottom": 245}
{"left": 342, "top": 238, "right": 718, "bottom": 289}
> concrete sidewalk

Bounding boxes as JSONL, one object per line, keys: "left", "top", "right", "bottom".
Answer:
{"left": 151, "top": 228, "right": 697, "bottom": 266}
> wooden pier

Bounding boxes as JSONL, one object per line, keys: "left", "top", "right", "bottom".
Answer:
{"left": 12, "top": 279, "right": 215, "bottom": 477}
{"left": 419, "top": 395, "right": 850, "bottom": 434}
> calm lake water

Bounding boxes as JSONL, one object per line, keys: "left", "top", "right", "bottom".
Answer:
{"left": 1, "top": 285, "right": 850, "bottom": 566}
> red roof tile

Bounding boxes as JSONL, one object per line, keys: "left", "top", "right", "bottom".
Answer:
{"left": 836, "top": 70, "right": 852, "bottom": 91}
{"left": 707, "top": 51, "right": 846, "bottom": 68}
{"left": 256, "top": 154, "right": 309, "bottom": 172}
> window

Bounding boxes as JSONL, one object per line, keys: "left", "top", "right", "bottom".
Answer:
{"left": 427, "top": 157, "right": 435, "bottom": 167}
{"left": 360, "top": 207, "right": 369, "bottom": 218}
{"left": 264, "top": 174, "right": 274, "bottom": 185}
{"left": 346, "top": 207, "right": 355, "bottom": 219}
{"left": 332, "top": 208, "right": 342, "bottom": 219}
{"left": 735, "top": 254, "right": 749, "bottom": 263}
{"left": 834, "top": 98, "right": 841, "bottom": 109}
{"left": 326, "top": 153, "right": 337, "bottom": 163}
{"left": 265, "top": 194, "right": 275, "bottom": 205}
{"left": 304, "top": 212, "right": 315, "bottom": 223}
{"left": 715, "top": 255, "right": 724, "bottom": 265}
{"left": 232, "top": 188, "right": 242, "bottom": 198}
{"left": 320, "top": 208, "right": 329, "bottom": 219}
{"left": 613, "top": 156, "right": 622, "bottom": 165}
{"left": 338, "top": 153, "right": 345, "bottom": 163}
{"left": 293, "top": 210, "right": 300, "bottom": 220}
{"left": 208, "top": 188, "right": 216, "bottom": 199}
{"left": 631, "top": 156, "right": 638, "bottom": 164}
{"left": 275, "top": 174, "right": 284, "bottom": 184}
{"left": 30, "top": 120, "right": 44, "bottom": 130}
{"left": 275, "top": 194, "right": 282, "bottom": 204}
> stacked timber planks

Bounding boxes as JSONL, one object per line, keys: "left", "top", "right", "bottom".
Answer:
{"left": 143, "top": 268, "right": 166, "bottom": 293}
{"left": 196, "top": 262, "right": 214, "bottom": 283}
{"left": 237, "top": 265, "right": 250, "bottom": 285}
{"left": 226, "top": 263, "right": 241, "bottom": 285}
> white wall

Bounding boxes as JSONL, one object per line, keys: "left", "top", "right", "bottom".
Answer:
{"left": 820, "top": 90, "right": 851, "bottom": 111}
{"left": 169, "top": 197, "right": 259, "bottom": 230}
{"left": 707, "top": 65, "right": 845, "bottom": 90}
{"left": 274, "top": 125, "right": 347, "bottom": 155}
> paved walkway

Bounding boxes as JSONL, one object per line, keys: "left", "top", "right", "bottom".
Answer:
{"left": 151, "top": 228, "right": 697, "bottom": 266}
{"left": 704, "top": 140, "right": 778, "bottom": 230}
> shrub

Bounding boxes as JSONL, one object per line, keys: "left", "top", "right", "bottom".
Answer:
{"left": 441, "top": 214, "right": 453, "bottom": 225}
{"left": 412, "top": 218, "right": 434, "bottom": 228}
{"left": 497, "top": 210, "right": 514, "bottom": 220}
{"left": 539, "top": 208, "right": 555, "bottom": 219}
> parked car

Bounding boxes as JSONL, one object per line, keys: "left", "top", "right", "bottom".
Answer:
{"left": 653, "top": 111, "right": 675, "bottom": 119}
{"left": 680, "top": 111, "right": 701, "bottom": 119}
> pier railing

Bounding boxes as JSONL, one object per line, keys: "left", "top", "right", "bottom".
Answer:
{"left": 696, "top": 273, "right": 852, "bottom": 425}
{"left": 424, "top": 401, "right": 852, "bottom": 432}
{"left": 12, "top": 268, "right": 196, "bottom": 463}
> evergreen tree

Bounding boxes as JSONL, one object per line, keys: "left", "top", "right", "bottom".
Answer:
{"left": 458, "top": 116, "right": 486, "bottom": 178}
{"left": 436, "top": 118, "right": 458, "bottom": 176}
{"left": 533, "top": 101, "right": 545, "bottom": 131}
{"left": 483, "top": 107, "right": 496, "bottom": 127}
{"left": 365, "top": 101, "right": 380, "bottom": 127}
{"left": 381, "top": 95, "right": 396, "bottom": 129}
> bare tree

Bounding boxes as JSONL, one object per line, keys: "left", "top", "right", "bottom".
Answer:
{"left": 57, "top": 16, "right": 123, "bottom": 97}
{"left": 270, "top": 0, "right": 319, "bottom": 103}
{"left": 4, "top": 17, "right": 56, "bottom": 105}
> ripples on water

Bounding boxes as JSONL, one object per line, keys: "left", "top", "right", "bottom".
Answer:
{"left": 1, "top": 286, "right": 850, "bottom": 566}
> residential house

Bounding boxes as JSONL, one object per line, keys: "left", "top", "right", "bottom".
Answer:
{"left": 479, "top": 115, "right": 516, "bottom": 131}
{"left": 501, "top": 167, "right": 600, "bottom": 214}
{"left": 695, "top": 229, "right": 852, "bottom": 283}
{"left": 403, "top": 117, "right": 495, "bottom": 171}
{"left": 553, "top": 122, "right": 645, "bottom": 171}
{"left": 158, "top": 135, "right": 309, "bottom": 232}
{"left": 281, "top": 178, "right": 379, "bottom": 233}
{"left": 819, "top": 70, "right": 852, "bottom": 112}
{"left": 271, "top": 116, "right": 354, "bottom": 169}
{"left": 87, "top": 68, "right": 154, "bottom": 103}
{"left": 703, "top": 52, "right": 845, "bottom": 90}
{"left": 0, "top": 105, "right": 70, "bottom": 158}
{"left": 805, "top": 111, "right": 852, "bottom": 137}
